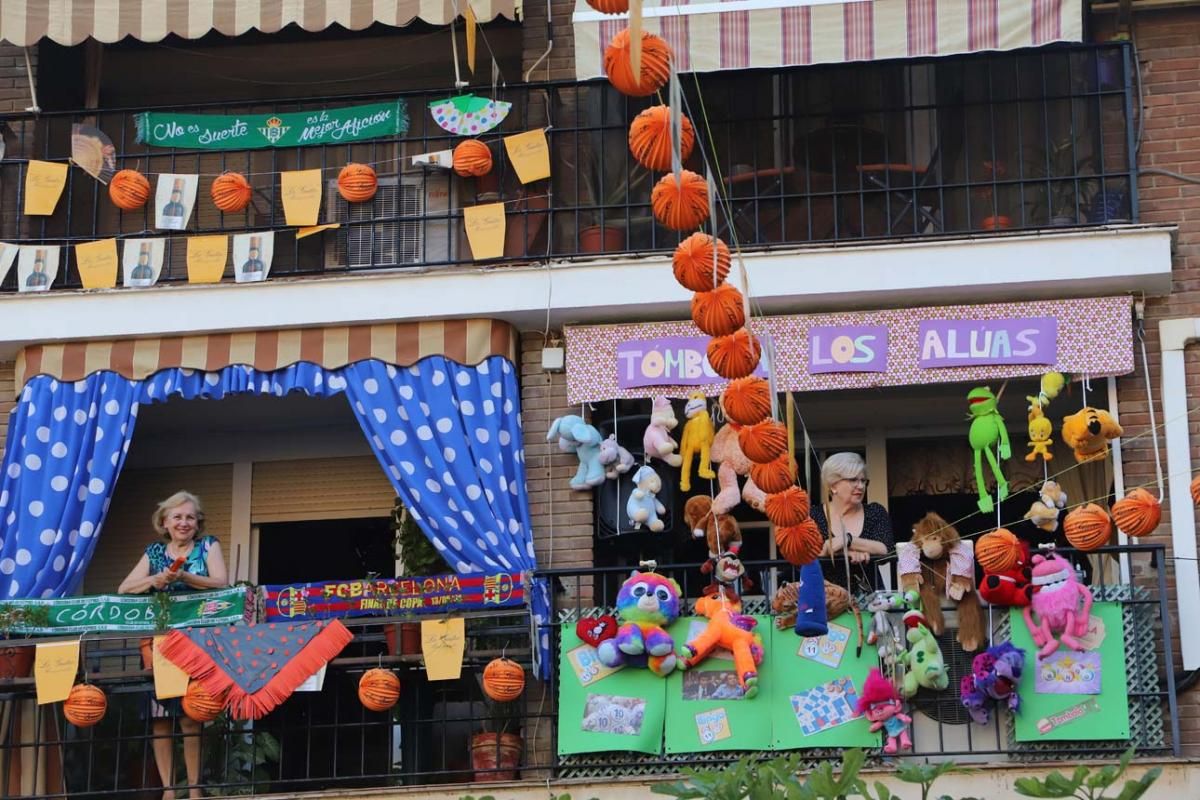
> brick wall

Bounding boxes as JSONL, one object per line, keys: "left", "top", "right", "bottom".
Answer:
{"left": 0, "top": 43, "right": 33, "bottom": 112}
{"left": 1097, "top": 9, "right": 1200, "bottom": 756}
{"left": 0, "top": 362, "right": 12, "bottom": 460}
{"left": 521, "top": 0, "right": 577, "bottom": 81}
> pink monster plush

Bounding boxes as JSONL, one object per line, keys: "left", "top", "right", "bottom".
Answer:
{"left": 1022, "top": 552, "right": 1093, "bottom": 659}
{"left": 857, "top": 668, "right": 912, "bottom": 754}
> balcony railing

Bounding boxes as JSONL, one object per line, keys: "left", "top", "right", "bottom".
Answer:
{"left": 0, "top": 545, "right": 1179, "bottom": 798}
{"left": 0, "top": 43, "right": 1136, "bottom": 293}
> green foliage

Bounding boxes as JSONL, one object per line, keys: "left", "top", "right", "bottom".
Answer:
{"left": 1012, "top": 748, "right": 1161, "bottom": 800}
{"left": 0, "top": 602, "right": 51, "bottom": 636}
{"left": 201, "top": 715, "right": 282, "bottom": 795}
{"left": 151, "top": 591, "right": 173, "bottom": 632}
{"left": 393, "top": 498, "right": 450, "bottom": 576}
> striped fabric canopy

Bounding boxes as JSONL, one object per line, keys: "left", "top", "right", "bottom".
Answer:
{"left": 574, "top": 0, "right": 1083, "bottom": 79}
{"left": 13, "top": 319, "right": 517, "bottom": 393}
{"left": 0, "top": 0, "right": 520, "bottom": 47}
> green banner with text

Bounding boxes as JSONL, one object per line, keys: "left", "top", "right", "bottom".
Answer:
{"left": 0, "top": 586, "right": 251, "bottom": 634}
{"left": 135, "top": 100, "right": 408, "bottom": 150}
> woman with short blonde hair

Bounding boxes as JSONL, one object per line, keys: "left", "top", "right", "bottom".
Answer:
{"left": 812, "top": 452, "right": 893, "bottom": 593}
{"left": 151, "top": 490, "right": 206, "bottom": 540}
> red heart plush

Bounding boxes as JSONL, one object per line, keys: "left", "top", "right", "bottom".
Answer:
{"left": 576, "top": 615, "right": 618, "bottom": 648}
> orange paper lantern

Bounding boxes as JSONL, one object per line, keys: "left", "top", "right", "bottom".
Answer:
{"left": 976, "top": 529, "right": 1023, "bottom": 573}
{"left": 1192, "top": 474, "right": 1200, "bottom": 506}
{"left": 765, "top": 486, "right": 811, "bottom": 528}
{"left": 628, "top": 105, "right": 696, "bottom": 172}
{"left": 721, "top": 377, "right": 771, "bottom": 427}
{"left": 750, "top": 453, "right": 796, "bottom": 494}
{"left": 1111, "top": 488, "right": 1161, "bottom": 538}
{"left": 338, "top": 163, "right": 378, "bottom": 203}
{"left": 603, "top": 29, "right": 672, "bottom": 97}
{"left": 182, "top": 681, "right": 226, "bottom": 722}
{"left": 109, "top": 169, "right": 151, "bottom": 211}
{"left": 1063, "top": 503, "right": 1113, "bottom": 552}
{"left": 63, "top": 684, "right": 107, "bottom": 727}
{"left": 210, "top": 172, "right": 253, "bottom": 213}
{"left": 707, "top": 329, "right": 761, "bottom": 380}
{"left": 777, "top": 518, "right": 822, "bottom": 566}
{"left": 586, "top": 0, "right": 629, "bottom": 12}
{"left": 738, "top": 419, "right": 788, "bottom": 464}
{"left": 453, "top": 140, "right": 493, "bottom": 178}
{"left": 482, "top": 657, "right": 525, "bottom": 702}
{"left": 691, "top": 285, "right": 746, "bottom": 338}
{"left": 672, "top": 233, "right": 730, "bottom": 292}
{"left": 652, "top": 170, "right": 710, "bottom": 231}
{"left": 358, "top": 668, "right": 402, "bottom": 712}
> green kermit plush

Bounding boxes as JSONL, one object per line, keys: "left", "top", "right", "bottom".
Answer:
{"left": 968, "top": 386, "right": 1011, "bottom": 514}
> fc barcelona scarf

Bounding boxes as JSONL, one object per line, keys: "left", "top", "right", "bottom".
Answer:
{"left": 160, "top": 619, "right": 353, "bottom": 720}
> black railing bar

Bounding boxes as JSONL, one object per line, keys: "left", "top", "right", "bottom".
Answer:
{"left": 1156, "top": 544, "right": 1182, "bottom": 757}
{"left": 1123, "top": 43, "right": 1141, "bottom": 221}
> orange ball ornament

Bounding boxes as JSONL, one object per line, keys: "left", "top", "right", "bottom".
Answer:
{"left": 182, "top": 681, "right": 226, "bottom": 722}
{"left": 453, "top": 140, "right": 494, "bottom": 178}
{"left": 63, "top": 684, "right": 107, "bottom": 727}
{"left": 750, "top": 453, "right": 796, "bottom": 494}
{"left": 1192, "top": 474, "right": 1200, "bottom": 506}
{"left": 691, "top": 285, "right": 746, "bottom": 338}
{"left": 482, "top": 657, "right": 525, "bottom": 702}
{"left": 358, "top": 668, "right": 402, "bottom": 711}
{"left": 721, "top": 377, "right": 771, "bottom": 427}
{"left": 210, "top": 172, "right": 253, "bottom": 213}
{"left": 652, "top": 170, "right": 710, "bottom": 231}
{"left": 628, "top": 105, "right": 695, "bottom": 172}
{"left": 765, "top": 486, "right": 810, "bottom": 528}
{"left": 337, "top": 163, "right": 378, "bottom": 203}
{"left": 777, "top": 518, "right": 822, "bottom": 566}
{"left": 1111, "top": 488, "right": 1161, "bottom": 538}
{"left": 109, "top": 169, "right": 151, "bottom": 211}
{"left": 672, "top": 233, "right": 730, "bottom": 292}
{"left": 707, "top": 329, "right": 761, "bottom": 380}
{"left": 586, "top": 0, "right": 628, "bottom": 12}
{"left": 603, "top": 29, "right": 672, "bottom": 97}
{"left": 1063, "top": 503, "right": 1113, "bottom": 552}
{"left": 738, "top": 419, "right": 788, "bottom": 464}
{"left": 977, "top": 529, "right": 1023, "bottom": 573}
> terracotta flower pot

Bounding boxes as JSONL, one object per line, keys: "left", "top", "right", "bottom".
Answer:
{"left": 578, "top": 225, "right": 625, "bottom": 253}
{"left": 139, "top": 638, "right": 154, "bottom": 669}
{"left": 383, "top": 623, "right": 423, "bottom": 656}
{"left": 470, "top": 732, "right": 522, "bottom": 781}
{"left": 981, "top": 215, "right": 1011, "bottom": 231}
{"left": 0, "top": 644, "right": 35, "bottom": 681}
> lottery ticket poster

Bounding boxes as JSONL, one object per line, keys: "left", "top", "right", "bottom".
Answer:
{"left": 557, "top": 624, "right": 666, "bottom": 756}
{"left": 663, "top": 615, "right": 772, "bottom": 753}
{"left": 1011, "top": 603, "right": 1129, "bottom": 742}
{"left": 770, "top": 612, "right": 879, "bottom": 749}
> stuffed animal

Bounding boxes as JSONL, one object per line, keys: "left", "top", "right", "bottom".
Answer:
{"left": 547, "top": 415, "right": 606, "bottom": 490}
{"left": 1027, "top": 371, "right": 1066, "bottom": 407}
{"left": 683, "top": 495, "right": 741, "bottom": 558}
{"left": 1061, "top": 407, "right": 1123, "bottom": 464}
{"left": 1026, "top": 404, "right": 1054, "bottom": 462}
{"left": 626, "top": 465, "right": 667, "bottom": 532}
{"left": 1024, "top": 480, "right": 1068, "bottom": 533}
{"left": 967, "top": 386, "right": 1011, "bottom": 514}
{"left": 575, "top": 615, "right": 618, "bottom": 648}
{"left": 773, "top": 579, "right": 863, "bottom": 652}
{"left": 679, "top": 390, "right": 716, "bottom": 492}
{"left": 679, "top": 594, "right": 765, "bottom": 697}
{"left": 1023, "top": 552, "right": 1093, "bottom": 659}
{"left": 960, "top": 641, "right": 1026, "bottom": 725}
{"left": 897, "top": 512, "right": 985, "bottom": 652}
{"left": 865, "top": 591, "right": 909, "bottom": 667}
{"left": 708, "top": 423, "right": 766, "bottom": 514}
{"left": 705, "top": 551, "right": 753, "bottom": 592}
{"left": 898, "top": 619, "right": 949, "bottom": 697}
{"left": 858, "top": 668, "right": 912, "bottom": 754}
{"left": 596, "top": 570, "right": 684, "bottom": 676}
{"left": 979, "top": 538, "right": 1034, "bottom": 608}
{"left": 643, "top": 396, "right": 683, "bottom": 468}
{"left": 598, "top": 434, "right": 635, "bottom": 480}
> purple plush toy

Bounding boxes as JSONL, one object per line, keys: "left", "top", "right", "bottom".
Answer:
{"left": 960, "top": 641, "right": 1026, "bottom": 724}
{"left": 596, "top": 570, "right": 684, "bottom": 677}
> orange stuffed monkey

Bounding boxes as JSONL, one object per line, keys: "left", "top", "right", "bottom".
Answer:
{"left": 679, "top": 594, "right": 765, "bottom": 698}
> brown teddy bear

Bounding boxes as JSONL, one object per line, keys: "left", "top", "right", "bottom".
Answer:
{"left": 897, "top": 512, "right": 985, "bottom": 652}
{"left": 683, "top": 495, "right": 751, "bottom": 591}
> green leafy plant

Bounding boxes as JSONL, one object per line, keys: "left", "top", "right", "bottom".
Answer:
{"left": 1012, "top": 747, "right": 1161, "bottom": 800}
{"left": 200, "top": 715, "right": 282, "bottom": 795}
{"left": 151, "top": 591, "right": 173, "bottom": 632}
{"left": 392, "top": 499, "right": 450, "bottom": 576}
{"left": 0, "top": 603, "right": 51, "bottom": 636}
{"left": 654, "top": 750, "right": 871, "bottom": 800}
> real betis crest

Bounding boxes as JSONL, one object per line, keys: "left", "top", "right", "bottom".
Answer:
{"left": 258, "top": 115, "right": 290, "bottom": 145}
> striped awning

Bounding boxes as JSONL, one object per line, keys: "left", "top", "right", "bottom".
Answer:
{"left": 574, "top": 0, "right": 1083, "bottom": 79}
{"left": 13, "top": 319, "right": 517, "bottom": 392}
{"left": 0, "top": 0, "right": 520, "bottom": 47}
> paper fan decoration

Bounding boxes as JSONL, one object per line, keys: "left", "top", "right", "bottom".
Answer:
{"left": 429, "top": 95, "right": 512, "bottom": 136}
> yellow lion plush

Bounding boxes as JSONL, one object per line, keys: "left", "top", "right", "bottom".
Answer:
{"left": 1061, "top": 407, "right": 1123, "bottom": 464}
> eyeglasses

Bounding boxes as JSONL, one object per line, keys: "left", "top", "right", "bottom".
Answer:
{"left": 839, "top": 478, "right": 870, "bottom": 487}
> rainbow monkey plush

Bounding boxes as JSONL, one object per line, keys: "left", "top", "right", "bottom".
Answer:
{"left": 597, "top": 571, "right": 684, "bottom": 677}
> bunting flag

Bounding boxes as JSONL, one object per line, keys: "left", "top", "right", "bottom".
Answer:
{"left": 233, "top": 231, "right": 274, "bottom": 283}
{"left": 17, "top": 245, "right": 60, "bottom": 292}
{"left": 155, "top": 173, "right": 199, "bottom": 231}
{"left": 122, "top": 238, "right": 166, "bottom": 288}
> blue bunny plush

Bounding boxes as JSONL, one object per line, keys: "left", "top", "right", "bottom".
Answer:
{"left": 547, "top": 414, "right": 606, "bottom": 490}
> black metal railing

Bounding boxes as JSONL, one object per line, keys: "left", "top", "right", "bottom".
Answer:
{"left": 0, "top": 43, "right": 1136, "bottom": 293}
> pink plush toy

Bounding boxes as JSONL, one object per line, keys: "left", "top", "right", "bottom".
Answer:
{"left": 1022, "top": 552, "right": 1093, "bottom": 659}
{"left": 643, "top": 397, "right": 683, "bottom": 468}
{"left": 857, "top": 668, "right": 912, "bottom": 754}
{"left": 709, "top": 423, "right": 766, "bottom": 514}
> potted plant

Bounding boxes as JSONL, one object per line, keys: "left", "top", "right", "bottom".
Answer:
{"left": 1026, "top": 137, "right": 1098, "bottom": 226}
{"left": 571, "top": 134, "right": 651, "bottom": 254}
{"left": 0, "top": 603, "right": 50, "bottom": 680}
{"left": 469, "top": 689, "right": 522, "bottom": 782}
{"left": 386, "top": 499, "right": 451, "bottom": 655}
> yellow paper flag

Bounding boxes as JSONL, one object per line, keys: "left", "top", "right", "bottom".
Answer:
{"left": 295, "top": 223, "right": 341, "bottom": 240}
{"left": 35, "top": 641, "right": 79, "bottom": 705}
{"left": 187, "top": 235, "right": 228, "bottom": 283}
{"left": 421, "top": 618, "right": 465, "bottom": 681}
{"left": 503, "top": 129, "right": 551, "bottom": 184}
{"left": 75, "top": 239, "right": 119, "bottom": 289}
{"left": 463, "top": 203, "right": 506, "bottom": 260}
{"left": 152, "top": 636, "right": 189, "bottom": 699}
{"left": 281, "top": 169, "right": 323, "bottom": 227}
{"left": 465, "top": 3, "right": 478, "bottom": 74}
{"left": 24, "top": 160, "right": 69, "bottom": 216}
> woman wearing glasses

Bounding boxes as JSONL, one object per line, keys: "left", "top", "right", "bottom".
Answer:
{"left": 811, "top": 452, "right": 894, "bottom": 593}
